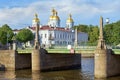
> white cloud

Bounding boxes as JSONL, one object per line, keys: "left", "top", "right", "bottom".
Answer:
{"left": 0, "top": 0, "right": 120, "bottom": 29}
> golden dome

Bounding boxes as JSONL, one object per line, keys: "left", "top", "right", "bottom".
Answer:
{"left": 67, "top": 18, "right": 73, "bottom": 23}
{"left": 52, "top": 16, "right": 60, "bottom": 20}
{"left": 49, "top": 8, "right": 60, "bottom": 20}
{"left": 49, "top": 15, "right": 54, "bottom": 19}
{"left": 67, "top": 14, "right": 74, "bottom": 23}
{"left": 33, "top": 13, "right": 40, "bottom": 22}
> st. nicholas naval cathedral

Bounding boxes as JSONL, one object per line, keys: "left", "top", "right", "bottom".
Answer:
{"left": 14, "top": 8, "right": 88, "bottom": 47}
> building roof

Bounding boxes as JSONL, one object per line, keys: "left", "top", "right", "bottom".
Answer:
{"left": 13, "top": 29, "right": 19, "bottom": 32}
{"left": 29, "top": 25, "right": 71, "bottom": 32}
{"left": 13, "top": 25, "right": 87, "bottom": 34}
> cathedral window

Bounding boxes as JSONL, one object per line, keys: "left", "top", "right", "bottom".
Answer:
{"left": 45, "top": 34, "right": 47, "bottom": 38}
{"left": 63, "top": 34, "right": 64, "bottom": 39}
{"left": 41, "top": 34, "right": 43, "bottom": 38}
{"left": 55, "top": 34, "right": 56, "bottom": 38}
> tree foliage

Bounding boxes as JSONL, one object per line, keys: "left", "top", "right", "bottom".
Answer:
{"left": 73, "top": 24, "right": 88, "bottom": 33}
{"left": 0, "top": 24, "right": 14, "bottom": 45}
{"left": 73, "top": 24, "right": 99, "bottom": 45}
{"left": 88, "top": 26, "right": 99, "bottom": 45}
{"left": 104, "top": 21, "right": 120, "bottom": 46}
{"left": 74, "top": 20, "right": 120, "bottom": 46}
{"left": 16, "top": 29, "right": 34, "bottom": 43}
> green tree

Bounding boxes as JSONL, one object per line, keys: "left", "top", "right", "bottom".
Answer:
{"left": 88, "top": 25, "right": 99, "bottom": 45}
{"left": 73, "top": 24, "right": 88, "bottom": 32}
{"left": 104, "top": 24, "right": 114, "bottom": 45}
{"left": 73, "top": 20, "right": 120, "bottom": 46}
{"left": 16, "top": 29, "right": 34, "bottom": 46}
{"left": 0, "top": 24, "right": 14, "bottom": 45}
{"left": 104, "top": 21, "right": 120, "bottom": 46}
{"left": 73, "top": 24, "right": 99, "bottom": 46}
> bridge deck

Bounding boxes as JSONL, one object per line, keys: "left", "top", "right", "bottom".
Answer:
{"left": 17, "top": 48, "right": 120, "bottom": 55}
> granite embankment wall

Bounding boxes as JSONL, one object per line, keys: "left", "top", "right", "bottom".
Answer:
{"left": 15, "top": 53, "right": 31, "bottom": 69}
{"left": 0, "top": 50, "right": 31, "bottom": 70}
{"left": 40, "top": 53, "right": 81, "bottom": 71}
{"left": 0, "top": 50, "right": 16, "bottom": 70}
{"left": 107, "top": 50, "right": 120, "bottom": 77}
{"left": 0, "top": 50, "right": 81, "bottom": 71}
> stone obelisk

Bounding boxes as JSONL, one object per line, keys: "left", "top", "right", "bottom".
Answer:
{"left": 32, "top": 13, "right": 41, "bottom": 72}
{"left": 74, "top": 27, "right": 78, "bottom": 47}
{"left": 94, "top": 16, "right": 107, "bottom": 78}
{"left": 97, "top": 16, "right": 107, "bottom": 49}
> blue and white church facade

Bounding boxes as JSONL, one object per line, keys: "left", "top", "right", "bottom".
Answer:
{"left": 28, "top": 8, "right": 88, "bottom": 47}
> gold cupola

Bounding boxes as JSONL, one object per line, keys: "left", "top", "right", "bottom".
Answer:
{"left": 52, "top": 11, "right": 60, "bottom": 20}
{"left": 49, "top": 8, "right": 55, "bottom": 20}
{"left": 49, "top": 8, "right": 60, "bottom": 20}
{"left": 67, "top": 14, "right": 74, "bottom": 23}
{"left": 33, "top": 13, "right": 40, "bottom": 23}
{"left": 48, "top": 8, "right": 60, "bottom": 27}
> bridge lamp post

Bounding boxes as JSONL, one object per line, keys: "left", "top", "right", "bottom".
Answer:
{"left": 7, "top": 33, "right": 10, "bottom": 49}
{"left": 106, "top": 18, "right": 109, "bottom": 24}
{"left": 74, "top": 26, "right": 78, "bottom": 48}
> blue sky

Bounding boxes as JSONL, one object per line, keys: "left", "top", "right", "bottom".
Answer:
{"left": 0, "top": 0, "right": 120, "bottom": 29}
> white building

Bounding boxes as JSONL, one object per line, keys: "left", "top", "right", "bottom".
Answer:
{"left": 27, "top": 8, "right": 88, "bottom": 47}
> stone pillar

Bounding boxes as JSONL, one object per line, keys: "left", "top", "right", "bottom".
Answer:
{"left": 32, "top": 13, "right": 41, "bottom": 71}
{"left": 32, "top": 49, "right": 40, "bottom": 71}
{"left": 74, "top": 28, "right": 78, "bottom": 47}
{"left": 13, "top": 43, "right": 16, "bottom": 50}
{"left": 32, "top": 70, "right": 41, "bottom": 79}
{"left": 94, "top": 49, "right": 107, "bottom": 78}
{"left": 94, "top": 16, "right": 107, "bottom": 78}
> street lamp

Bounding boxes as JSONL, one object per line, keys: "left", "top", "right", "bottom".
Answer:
{"left": 7, "top": 32, "right": 10, "bottom": 49}
{"left": 106, "top": 18, "right": 109, "bottom": 24}
{"left": 74, "top": 27, "right": 78, "bottom": 48}
{"left": 12, "top": 35, "right": 16, "bottom": 50}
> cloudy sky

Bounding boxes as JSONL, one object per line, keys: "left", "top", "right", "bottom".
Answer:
{"left": 0, "top": 0, "right": 120, "bottom": 29}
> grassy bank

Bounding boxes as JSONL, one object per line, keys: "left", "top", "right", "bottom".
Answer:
{"left": 17, "top": 47, "right": 120, "bottom": 55}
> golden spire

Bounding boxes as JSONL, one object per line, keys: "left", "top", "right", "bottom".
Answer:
{"left": 52, "top": 8, "right": 56, "bottom": 15}
{"left": 35, "top": 13, "right": 38, "bottom": 18}
{"left": 67, "top": 14, "right": 74, "bottom": 23}
{"left": 55, "top": 11, "right": 57, "bottom": 16}
{"left": 33, "top": 13, "right": 40, "bottom": 22}
{"left": 69, "top": 14, "right": 72, "bottom": 18}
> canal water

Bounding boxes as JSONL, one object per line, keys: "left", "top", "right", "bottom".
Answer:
{"left": 0, "top": 58, "right": 120, "bottom": 80}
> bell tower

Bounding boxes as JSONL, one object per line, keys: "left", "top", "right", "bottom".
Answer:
{"left": 66, "top": 14, "right": 74, "bottom": 29}
{"left": 48, "top": 8, "right": 60, "bottom": 27}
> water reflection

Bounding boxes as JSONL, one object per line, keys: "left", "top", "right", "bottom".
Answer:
{"left": 32, "top": 71, "right": 41, "bottom": 80}
{"left": 0, "top": 58, "right": 94, "bottom": 80}
{"left": 0, "top": 58, "right": 120, "bottom": 80}
{"left": 41, "top": 70, "right": 82, "bottom": 80}
{"left": 81, "top": 58, "right": 94, "bottom": 80}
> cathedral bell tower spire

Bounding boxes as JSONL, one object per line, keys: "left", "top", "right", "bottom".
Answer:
{"left": 66, "top": 14, "right": 74, "bottom": 29}
{"left": 48, "top": 8, "right": 60, "bottom": 27}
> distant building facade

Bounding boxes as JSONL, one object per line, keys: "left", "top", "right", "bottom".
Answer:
{"left": 13, "top": 8, "right": 88, "bottom": 47}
